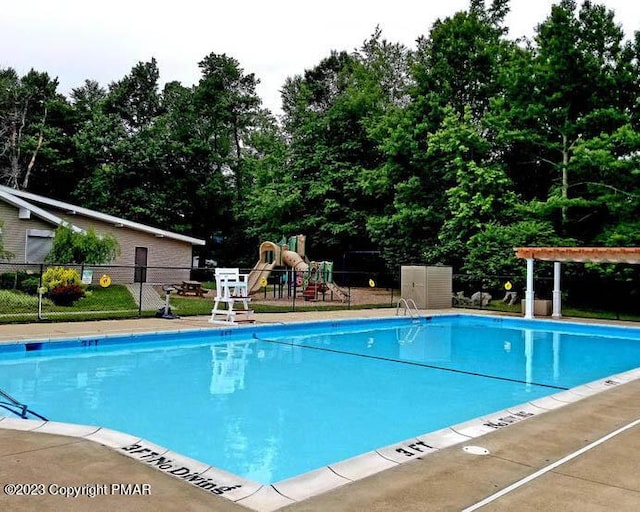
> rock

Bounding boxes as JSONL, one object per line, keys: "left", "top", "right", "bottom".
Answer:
{"left": 470, "top": 291, "right": 492, "bottom": 306}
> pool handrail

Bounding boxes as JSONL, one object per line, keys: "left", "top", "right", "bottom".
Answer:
{"left": 396, "top": 298, "right": 420, "bottom": 317}
{"left": 0, "top": 388, "right": 48, "bottom": 421}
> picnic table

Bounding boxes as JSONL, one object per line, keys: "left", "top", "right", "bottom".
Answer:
{"left": 176, "top": 280, "right": 206, "bottom": 297}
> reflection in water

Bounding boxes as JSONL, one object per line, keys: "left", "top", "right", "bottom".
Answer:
{"left": 209, "top": 339, "right": 283, "bottom": 482}
{"left": 521, "top": 329, "right": 565, "bottom": 387}
{"left": 553, "top": 332, "right": 561, "bottom": 381}
{"left": 210, "top": 341, "right": 254, "bottom": 395}
{"left": 397, "top": 325, "right": 452, "bottom": 363}
{"left": 525, "top": 329, "right": 533, "bottom": 389}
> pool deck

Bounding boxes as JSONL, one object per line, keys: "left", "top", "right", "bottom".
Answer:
{"left": 1, "top": 310, "right": 639, "bottom": 511}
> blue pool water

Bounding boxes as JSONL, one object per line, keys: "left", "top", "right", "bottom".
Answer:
{"left": 1, "top": 315, "right": 640, "bottom": 484}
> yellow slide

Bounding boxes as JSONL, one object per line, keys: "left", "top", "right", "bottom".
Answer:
{"left": 247, "top": 261, "right": 277, "bottom": 294}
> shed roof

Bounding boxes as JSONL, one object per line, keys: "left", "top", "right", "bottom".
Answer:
{"left": 514, "top": 247, "right": 640, "bottom": 264}
{"left": 0, "top": 185, "right": 205, "bottom": 246}
{"left": 0, "top": 188, "right": 84, "bottom": 233}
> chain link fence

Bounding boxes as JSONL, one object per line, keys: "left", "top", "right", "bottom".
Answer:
{"left": 452, "top": 272, "right": 640, "bottom": 321}
{"left": 0, "top": 263, "right": 637, "bottom": 324}
{"left": 0, "top": 263, "right": 400, "bottom": 324}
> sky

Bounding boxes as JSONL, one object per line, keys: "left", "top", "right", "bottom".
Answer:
{"left": 1, "top": 0, "right": 638, "bottom": 116}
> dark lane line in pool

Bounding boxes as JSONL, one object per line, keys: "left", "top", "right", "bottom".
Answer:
{"left": 252, "top": 334, "right": 569, "bottom": 391}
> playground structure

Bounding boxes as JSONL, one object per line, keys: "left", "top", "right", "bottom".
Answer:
{"left": 247, "top": 235, "right": 349, "bottom": 303}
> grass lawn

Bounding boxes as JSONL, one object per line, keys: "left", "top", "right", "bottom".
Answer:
{"left": 169, "top": 296, "right": 211, "bottom": 315}
{"left": 0, "top": 285, "right": 140, "bottom": 322}
{"left": 464, "top": 300, "right": 640, "bottom": 322}
{"left": 0, "top": 289, "right": 45, "bottom": 313}
{"left": 44, "top": 285, "right": 137, "bottom": 312}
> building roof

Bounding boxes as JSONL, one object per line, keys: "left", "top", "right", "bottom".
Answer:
{"left": 514, "top": 247, "right": 640, "bottom": 264}
{"left": 0, "top": 185, "right": 205, "bottom": 246}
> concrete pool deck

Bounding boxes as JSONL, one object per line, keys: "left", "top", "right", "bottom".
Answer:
{"left": 0, "top": 310, "right": 639, "bottom": 511}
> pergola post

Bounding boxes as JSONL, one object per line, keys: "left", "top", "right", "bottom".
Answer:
{"left": 515, "top": 247, "right": 640, "bottom": 319}
{"left": 552, "top": 261, "right": 562, "bottom": 318}
{"left": 525, "top": 258, "right": 534, "bottom": 319}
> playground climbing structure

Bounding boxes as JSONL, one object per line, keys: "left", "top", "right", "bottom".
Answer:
{"left": 247, "top": 235, "right": 349, "bottom": 303}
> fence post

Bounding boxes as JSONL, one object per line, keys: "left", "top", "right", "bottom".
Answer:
{"left": 37, "top": 264, "right": 44, "bottom": 321}
{"left": 138, "top": 277, "right": 143, "bottom": 317}
{"left": 292, "top": 273, "right": 297, "bottom": 312}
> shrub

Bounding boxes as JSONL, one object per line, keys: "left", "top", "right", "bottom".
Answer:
{"left": 19, "top": 277, "right": 40, "bottom": 295}
{"left": 48, "top": 284, "right": 85, "bottom": 306}
{"left": 0, "top": 272, "right": 16, "bottom": 290}
{"left": 42, "top": 266, "right": 82, "bottom": 291}
{"left": 42, "top": 267, "right": 86, "bottom": 306}
{"left": 0, "top": 271, "right": 28, "bottom": 290}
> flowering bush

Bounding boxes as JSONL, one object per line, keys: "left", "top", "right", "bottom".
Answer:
{"left": 42, "top": 267, "right": 85, "bottom": 306}
{"left": 42, "top": 267, "right": 82, "bottom": 291}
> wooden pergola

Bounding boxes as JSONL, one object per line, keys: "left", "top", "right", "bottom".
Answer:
{"left": 514, "top": 247, "right": 640, "bottom": 319}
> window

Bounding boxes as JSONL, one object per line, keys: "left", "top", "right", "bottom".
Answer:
{"left": 25, "top": 229, "right": 54, "bottom": 263}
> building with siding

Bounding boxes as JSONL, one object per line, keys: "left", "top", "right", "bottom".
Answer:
{"left": 0, "top": 186, "right": 206, "bottom": 284}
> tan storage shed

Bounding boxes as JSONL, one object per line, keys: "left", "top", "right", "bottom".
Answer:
{"left": 400, "top": 266, "right": 452, "bottom": 309}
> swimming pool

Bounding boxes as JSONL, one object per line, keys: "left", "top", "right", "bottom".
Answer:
{"left": 1, "top": 314, "right": 640, "bottom": 504}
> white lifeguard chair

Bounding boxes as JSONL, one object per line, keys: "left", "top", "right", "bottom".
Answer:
{"left": 209, "top": 268, "right": 254, "bottom": 324}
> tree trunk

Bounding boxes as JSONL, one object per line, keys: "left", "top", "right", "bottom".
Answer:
{"left": 233, "top": 120, "right": 242, "bottom": 199}
{"left": 21, "top": 106, "right": 47, "bottom": 190}
{"left": 561, "top": 132, "right": 569, "bottom": 228}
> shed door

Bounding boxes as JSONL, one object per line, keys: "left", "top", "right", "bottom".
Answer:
{"left": 134, "top": 247, "right": 148, "bottom": 283}
{"left": 408, "top": 267, "right": 426, "bottom": 307}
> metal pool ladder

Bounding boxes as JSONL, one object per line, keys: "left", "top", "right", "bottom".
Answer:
{"left": 0, "top": 388, "right": 47, "bottom": 421}
{"left": 396, "top": 298, "right": 420, "bottom": 318}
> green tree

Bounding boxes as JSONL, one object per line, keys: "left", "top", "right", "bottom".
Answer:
{"left": 72, "top": 60, "right": 173, "bottom": 227}
{"left": 0, "top": 68, "right": 67, "bottom": 190}
{"left": 368, "top": 0, "right": 512, "bottom": 267}
{"left": 493, "top": 0, "right": 636, "bottom": 238}
{"left": 169, "top": 54, "right": 263, "bottom": 263}
{"left": 158, "top": 79, "right": 231, "bottom": 244}
{"left": 268, "top": 29, "right": 412, "bottom": 264}
{"left": 567, "top": 123, "right": 640, "bottom": 247}
{"left": 104, "top": 59, "right": 162, "bottom": 132}
{"left": 237, "top": 108, "right": 294, "bottom": 245}
{"left": 463, "top": 220, "right": 573, "bottom": 284}
{"left": 195, "top": 53, "right": 261, "bottom": 200}
{"left": 424, "top": 106, "right": 521, "bottom": 269}
{"left": 280, "top": 40, "right": 405, "bottom": 261}
{"left": 70, "top": 80, "right": 107, "bottom": 122}
{"left": 46, "top": 225, "right": 119, "bottom": 264}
